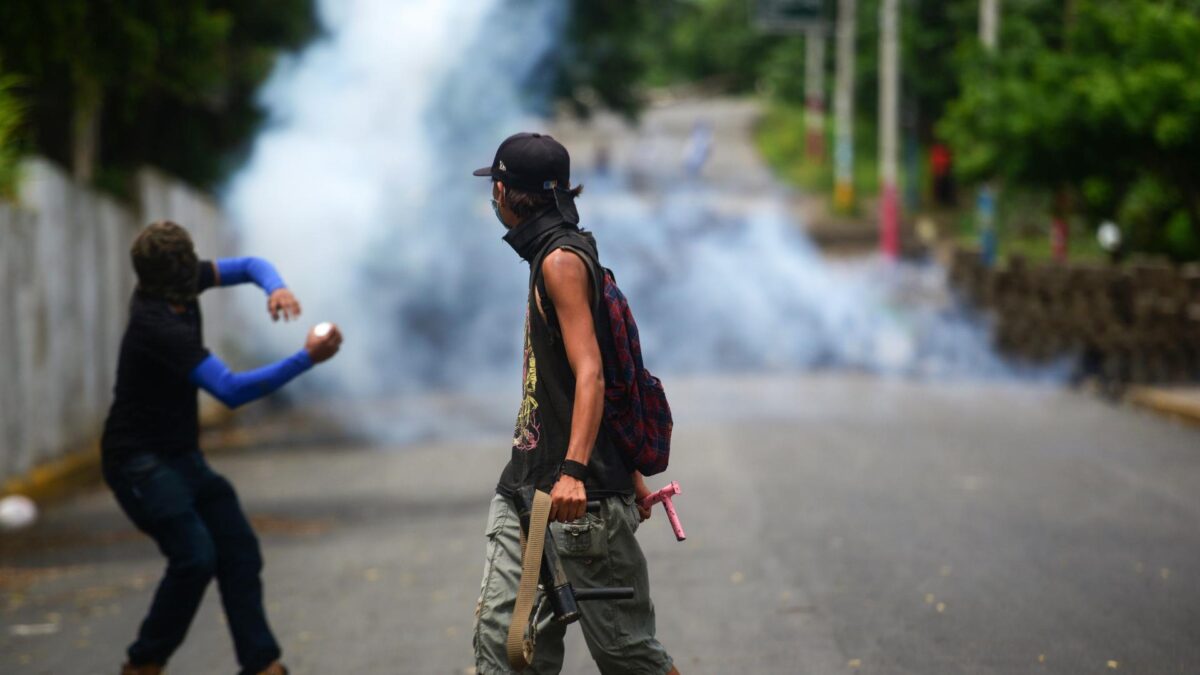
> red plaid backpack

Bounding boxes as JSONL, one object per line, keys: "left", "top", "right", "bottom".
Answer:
{"left": 534, "top": 252, "right": 673, "bottom": 476}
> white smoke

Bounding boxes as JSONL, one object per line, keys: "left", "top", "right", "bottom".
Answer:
{"left": 224, "top": 0, "right": 1050, "bottom": 412}
{"left": 578, "top": 178, "right": 1028, "bottom": 379}
{"left": 225, "top": 0, "right": 566, "bottom": 395}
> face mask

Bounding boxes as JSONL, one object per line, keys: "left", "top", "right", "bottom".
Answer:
{"left": 490, "top": 197, "right": 507, "bottom": 228}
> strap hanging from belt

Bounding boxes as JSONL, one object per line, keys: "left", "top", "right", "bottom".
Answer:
{"left": 507, "top": 489, "right": 551, "bottom": 671}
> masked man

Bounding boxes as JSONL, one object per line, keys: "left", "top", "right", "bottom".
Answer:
{"left": 471, "top": 134, "right": 679, "bottom": 674}
{"left": 101, "top": 221, "right": 342, "bottom": 675}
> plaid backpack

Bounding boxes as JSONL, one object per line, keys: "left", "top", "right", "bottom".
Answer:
{"left": 534, "top": 254, "right": 673, "bottom": 476}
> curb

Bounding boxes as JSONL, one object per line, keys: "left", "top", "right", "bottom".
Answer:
{"left": 0, "top": 443, "right": 103, "bottom": 504}
{"left": 0, "top": 406, "right": 234, "bottom": 505}
{"left": 1126, "top": 386, "right": 1200, "bottom": 428}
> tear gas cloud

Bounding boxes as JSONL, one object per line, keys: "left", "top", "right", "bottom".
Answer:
{"left": 225, "top": 0, "right": 1049, "bottom": 408}
{"left": 226, "top": 0, "right": 564, "bottom": 395}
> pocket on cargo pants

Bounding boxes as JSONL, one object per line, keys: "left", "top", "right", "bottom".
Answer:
{"left": 573, "top": 495, "right": 674, "bottom": 674}
{"left": 553, "top": 512, "right": 609, "bottom": 560}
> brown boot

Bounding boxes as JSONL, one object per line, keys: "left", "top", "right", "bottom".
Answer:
{"left": 120, "top": 663, "right": 164, "bottom": 675}
{"left": 256, "top": 661, "right": 288, "bottom": 675}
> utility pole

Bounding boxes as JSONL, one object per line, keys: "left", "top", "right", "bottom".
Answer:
{"left": 833, "top": 0, "right": 856, "bottom": 212}
{"left": 978, "top": 0, "right": 999, "bottom": 265}
{"left": 980, "top": 0, "right": 999, "bottom": 50}
{"left": 753, "top": 2, "right": 829, "bottom": 164}
{"left": 804, "top": 28, "right": 827, "bottom": 162}
{"left": 878, "top": 0, "right": 900, "bottom": 258}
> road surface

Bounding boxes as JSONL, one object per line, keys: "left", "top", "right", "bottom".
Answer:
{"left": 3, "top": 374, "right": 1200, "bottom": 674}
{"left": 5, "top": 98, "right": 1199, "bottom": 674}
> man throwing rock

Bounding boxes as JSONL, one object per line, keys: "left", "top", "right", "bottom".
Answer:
{"left": 101, "top": 221, "right": 342, "bottom": 675}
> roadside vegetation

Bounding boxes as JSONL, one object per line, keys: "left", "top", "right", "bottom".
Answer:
{"left": 0, "top": 0, "right": 1196, "bottom": 266}
{"left": 0, "top": 1, "right": 317, "bottom": 195}
{"left": 565, "top": 0, "right": 1200, "bottom": 263}
{"left": 0, "top": 68, "right": 23, "bottom": 199}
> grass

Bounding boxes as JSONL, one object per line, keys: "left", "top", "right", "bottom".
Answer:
{"left": 951, "top": 194, "right": 1109, "bottom": 264}
{"left": 756, "top": 101, "right": 1116, "bottom": 265}
{"left": 981, "top": 228, "right": 1107, "bottom": 264}
{"left": 0, "top": 71, "right": 25, "bottom": 200}
{"left": 756, "top": 102, "right": 915, "bottom": 218}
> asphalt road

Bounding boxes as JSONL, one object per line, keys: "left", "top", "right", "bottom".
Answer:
{"left": 3, "top": 373, "right": 1200, "bottom": 674}
{"left": 6, "top": 98, "right": 1199, "bottom": 674}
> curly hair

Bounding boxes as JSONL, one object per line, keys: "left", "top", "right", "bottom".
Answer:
{"left": 131, "top": 221, "right": 199, "bottom": 303}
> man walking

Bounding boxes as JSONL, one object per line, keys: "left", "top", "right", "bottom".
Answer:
{"left": 471, "top": 133, "right": 679, "bottom": 674}
{"left": 101, "top": 221, "right": 342, "bottom": 675}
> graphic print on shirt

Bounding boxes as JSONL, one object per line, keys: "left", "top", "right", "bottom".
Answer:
{"left": 512, "top": 312, "right": 541, "bottom": 452}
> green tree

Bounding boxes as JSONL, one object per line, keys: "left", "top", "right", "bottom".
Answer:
{"left": 0, "top": 0, "right": 316, "bottom": 191}
{"left": 645, "top": 0, "right": 784, "bottom": 91}
{"left": 550, "top": 0, "right": 662, "bottom": 118}
{"left": 0, "top": 68, "right": 25, "bottom": 199}
{"left": 940, "top": 0, "right": 1200, "bottom": 260}
{"left": 552, "top": 0, "right": 788, "bottom": 118}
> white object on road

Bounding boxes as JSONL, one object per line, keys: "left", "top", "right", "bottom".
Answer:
{"left": 314, "top": 322, "right": 333, "bottom": 338}
{"left": 9, "top": 623, "right": 59, "bottom": 637}
{"left": 1098, "top": 221, "right": 1122, "bottom": 252}
{"left": 0, "top": 494, "right": 38, "bottom": 531}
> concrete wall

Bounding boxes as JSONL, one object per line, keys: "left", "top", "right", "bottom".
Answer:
{"left": 0, "top": 158, "right": 237, "bottom": 483}
{"left": 946, "top": 244, "right": 1200, "bottom": 386}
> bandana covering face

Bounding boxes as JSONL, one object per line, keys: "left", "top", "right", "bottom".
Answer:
{"left": 502, "top": 206, "right": 572, "bottom": 263}
{"left": 137, "top": 251, "right": 200, "bottom": 303}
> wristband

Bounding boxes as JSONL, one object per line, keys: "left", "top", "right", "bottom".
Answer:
{"left": 560, "top": 459, "right": 588, "bottom": 481}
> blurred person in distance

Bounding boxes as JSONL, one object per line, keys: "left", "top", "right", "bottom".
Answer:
{"left": 930, "top": 142, "right": 956, "bottom": 207}
{"left": 682, "top": 120, "right": 712, "bottom": 178}
{"left": 100, "top": 221, "right": 341, "bottom": 675}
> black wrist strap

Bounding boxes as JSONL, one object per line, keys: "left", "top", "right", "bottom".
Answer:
{"left": 560, "top": 459, "right": 587, "bottom": 480}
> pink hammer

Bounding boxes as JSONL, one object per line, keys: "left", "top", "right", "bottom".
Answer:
{"left": 639, "top": 481, "right": 686, "bottom": 541}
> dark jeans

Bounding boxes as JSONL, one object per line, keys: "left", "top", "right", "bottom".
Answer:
{"left": 103, "top": 450, "right": 281, "bottom": 674}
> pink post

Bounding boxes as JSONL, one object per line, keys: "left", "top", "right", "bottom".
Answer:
{"left": 639, "top": 481, "right": 686, "bottom": 541}
{"left": 880, "top": 182, "right": 901, "bottom": 259}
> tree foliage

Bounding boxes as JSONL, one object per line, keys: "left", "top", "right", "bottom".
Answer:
{"left": 563, "top": 0, "right": 1200, "bottom": 260}
{"left": 940, "top": 0, "right": 1200, "bottom": 259}
{"left": 558, "top": 0, "right": 978, "bottom": 140}
{"left": 552, "top": 0, "right": 791, "bottom": 118}
{"left": 0, "top": 69, "right": 25, "bottom": 199}
{"left": 549, "top": 0, "right": 659, "bottom": 118}
{"left": 0, "top": 0, "right": 317, "bottom": 191}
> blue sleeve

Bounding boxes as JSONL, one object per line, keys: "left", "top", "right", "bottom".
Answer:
{"left": 215, "top": 257, "right": 287, "bottom": 295}
{"left": 189, "top": 350, "right": 313, "bottom": 409}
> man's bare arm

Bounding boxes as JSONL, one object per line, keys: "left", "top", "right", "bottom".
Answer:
{"left": 541, "top": 248, "right": 603, "bottom": 522}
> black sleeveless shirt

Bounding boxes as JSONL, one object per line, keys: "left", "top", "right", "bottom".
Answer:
{"left": 496, "top": 210, "right": 634, "bottom": 498}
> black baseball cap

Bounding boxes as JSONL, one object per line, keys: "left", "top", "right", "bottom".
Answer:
{"left": 474, "top": 132, "right": 579, "bottom": 224}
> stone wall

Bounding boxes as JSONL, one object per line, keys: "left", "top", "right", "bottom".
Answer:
{"left": 0, "top": 158, "right": 237, "bottom": 483}
{"left": 947, "top": 245, "right": 1200, "bottom": 386}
